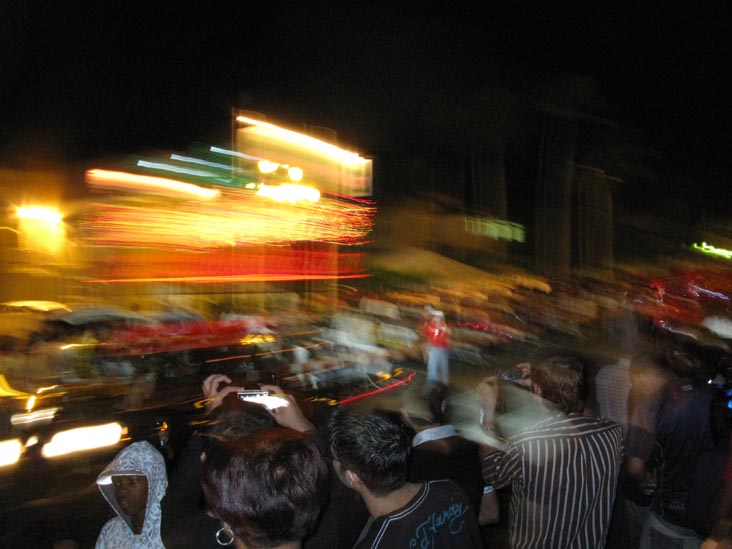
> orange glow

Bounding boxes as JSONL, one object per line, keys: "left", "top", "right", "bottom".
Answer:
{"left": 81, "top": 188, "right": 374, "bottom": 248}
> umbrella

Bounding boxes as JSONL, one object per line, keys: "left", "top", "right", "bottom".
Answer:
{"left": 48, "top": 305, "right": 155, "bottom": 327}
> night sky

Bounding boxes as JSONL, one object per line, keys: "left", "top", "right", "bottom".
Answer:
{"left": 1, "top": 3, "right": 730, "bottom": 214}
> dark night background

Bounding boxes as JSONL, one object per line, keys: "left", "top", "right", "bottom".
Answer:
{"left": 1, "top": 3, "right": 731, "bottom": 224}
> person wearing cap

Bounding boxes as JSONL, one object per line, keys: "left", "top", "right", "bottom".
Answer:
{"left": 95, "top": 440, "right": 168, "bottom": 548}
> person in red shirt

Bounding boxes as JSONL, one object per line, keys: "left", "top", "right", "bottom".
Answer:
{"left": 421, "top": 311, "right": 450, "bottom": 392}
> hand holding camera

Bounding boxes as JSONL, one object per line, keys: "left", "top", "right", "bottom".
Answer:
{"left": 258, "top": 384, "right": 315, "bottom": 433}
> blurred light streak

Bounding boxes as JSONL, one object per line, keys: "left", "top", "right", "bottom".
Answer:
{"left": 257, "top": 183, "right": 320, "bottom": 203}
{"left": 236, "top": 115, "right": 368, "bottom": 166}
{"left": 692, "top": 242, "right": 732, "bottom": 259}
{"left": 465, "top": 215, "right": 525, "bottom": 242}
{"left": 16, "top": 206, "right": 62, "bottom": 225}
{"left": 258, "top": 160, "right": 279, "bottom": 173}
{"left": 239, "top": 334, "right": 276, "bottom": 345}
{"left": 11, "top": 407, "right": 58, "bottom": 427}
{"left": 88, "top": 248, "right": 367, "bottom": 280}
{"left": 2, "top": 301, "right": 70, "bottom": 312}
{"left": 86, "top": 169, "right": 220, "bottom": 199}
{"left": 85, "top": 273, "right": 370, "bottom": 284}
{"left": 170, "top": 154, "right": 231, "bottom": 170}
{"left": 338, "top": 370, "right": 417, "bottom": 405}
{"left": 81, "top": 187, "right": 374, "bottom": 248}
{"left": 209, "top": 146, "right": 260, "bottom": 160}
{"left": 0, "top": 439, "right": 22, "bottom": 467}
{"left": 41, "top": 422, "right": 125, "bottom": 458}
{"left": 137, "top": 160, "right": 216, "bottom": 178}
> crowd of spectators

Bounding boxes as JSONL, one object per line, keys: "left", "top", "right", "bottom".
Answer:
{"left": 44, "top": 315, "right": 732, "bottom": 549}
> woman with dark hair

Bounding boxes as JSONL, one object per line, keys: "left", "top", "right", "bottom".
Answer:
{"left": 201, "top": 427, "right": 329, "bottom": 549}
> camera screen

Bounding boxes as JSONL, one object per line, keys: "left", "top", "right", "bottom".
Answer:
{"left": 237, "top": 390, "right": 289, "bottom": 410}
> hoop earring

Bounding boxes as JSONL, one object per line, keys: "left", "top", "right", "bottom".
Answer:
{"left": 216, "top": 527, "right": 235, "bottom": 546}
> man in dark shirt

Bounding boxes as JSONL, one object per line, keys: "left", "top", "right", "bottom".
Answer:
{"left": 328, "top": 406, "right": 482, "bottom": 549}
{"left": 402, "top": 382, "right": 485, "bottom": 515}
{"left": 624, "top": 347, "right": 714, "bottom": 547}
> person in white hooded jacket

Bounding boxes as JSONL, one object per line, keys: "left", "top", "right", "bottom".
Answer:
{"left": 95, "top": 440, "right": 168, "bottom": 549}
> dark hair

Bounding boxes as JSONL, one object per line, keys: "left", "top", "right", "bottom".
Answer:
{"left": 201, "top": 428, "right": 329, "bottom": 548}
{"left": 201, "top": 398, "right": 278, "bottom": 453}
{"left": 530, "top": 354, "right": 585, "bottom": 414}
{"left": 663, "top": 346, "right": 706, "bottom": 380}
{"left": 327, "top": 407, "right": 411, "bottom": 496}
{"left": 629, "top": 350, "right": 666, "bottom": 379}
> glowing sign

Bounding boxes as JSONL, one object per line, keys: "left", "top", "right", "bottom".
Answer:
{"left": 465, "top": 216, "right": 525, "bottom": 243}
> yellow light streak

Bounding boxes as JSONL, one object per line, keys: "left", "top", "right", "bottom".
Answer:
{"left": 239, "top": 334, "right": 277, "bottom": 345}
{"left": 0, "top": 439, "right": 22, "bottom": 467}
{"left": 86, "top": 169, "right": 220, "bottom": 199}
{"left": 16, "top": 207, "right": 62, "bottom": 225}
{"left": 11, "top": 407, "right": 58, "bottom": 427}
{"left": 257, "top": 160, "right": 279, "bottom": 173}
{"left": 236, "top": 115, "right": 368, "bottom": 166}
{"left": 41, "top": 422, "right": 125, "bottom": 458}
{"left": 82, "top": 187, "right": 374, "bottom": 248}
{"left": 256, "top": 183, "right": 320, "bottom": 203}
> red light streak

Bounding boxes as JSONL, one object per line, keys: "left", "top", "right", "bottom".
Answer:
{"left": 338, "top": 371, "right": 416, "bottom": 405}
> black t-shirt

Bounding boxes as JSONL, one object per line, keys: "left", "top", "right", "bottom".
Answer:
{"left": 353, "top": 480, "right": 482, "bottom": 549}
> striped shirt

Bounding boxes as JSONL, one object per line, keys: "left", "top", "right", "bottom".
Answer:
{"left": 482, "top": 412, "right": 624, "bottom": 549}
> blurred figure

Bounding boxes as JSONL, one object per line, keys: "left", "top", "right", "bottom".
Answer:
{"left": 420, "top": 309, "right": 450, "bottom": 393}
{"left": 477, "top": 354, "right": 624, "bottom": 549}
{"left": 95, "top": 440, "right": 168, "bottom": 548}
{"left": 201, "top": 428, "right": 329, "bottom": 549}
{"left": 400, "top": 382, "right": 485, "bottom": 518}
{"left": 692, "top": 387, "right": 732, "bottom": 549}
{"left": 328, "top": 406, "right": 482, "bottom": 548}
{"left": 625, "top": 348, "right": 714, "bottom": 548}
{"left": 621, "top": 349, "right": 675, "bottom": 548}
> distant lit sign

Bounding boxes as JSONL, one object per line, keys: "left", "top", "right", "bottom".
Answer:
{"left": 465, "top": 216, "right": 525, "bottom": 243}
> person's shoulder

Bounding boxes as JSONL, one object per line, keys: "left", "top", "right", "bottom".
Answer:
{"left": 425, "top": 478, "right": 472, "bottom": 498}
{"left": 96, "top": 517, "right": 128, "bottom": 547}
